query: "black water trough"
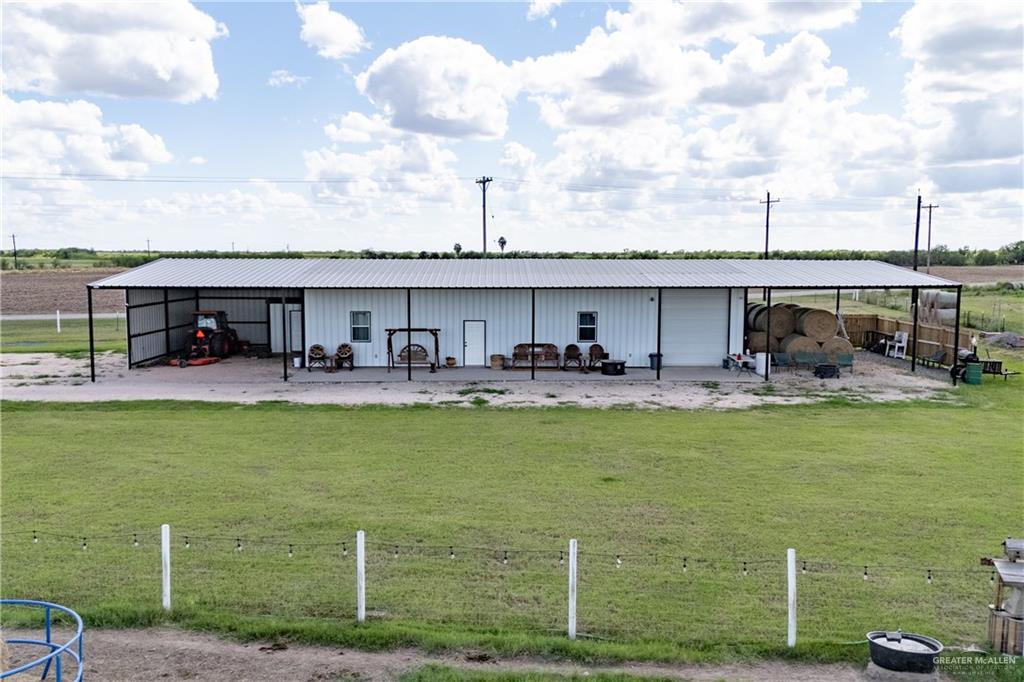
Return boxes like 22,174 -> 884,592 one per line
867,631 -> 943,674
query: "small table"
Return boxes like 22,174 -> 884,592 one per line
601,359 -> 626,376
725,354 -> 756,376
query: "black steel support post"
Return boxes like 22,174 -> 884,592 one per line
406,288 -> 412,381
656,287 -> 663,381
87,286 -> 96,382
742,288 -> 748,352
281,296 -> 288,382
725,289 -> 731,354
530,288 -> 536,381
163,288 -> 171,358
952,285 -> 962,386
299,290 -> 306,369
835,289 -> 841,316
764,288 -> 772,381
910,286 -> 919,372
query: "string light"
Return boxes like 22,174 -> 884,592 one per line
133,533 -> 139,548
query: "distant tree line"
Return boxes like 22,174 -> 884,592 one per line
2,241 -> 1022,269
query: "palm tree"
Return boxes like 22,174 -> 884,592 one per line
498,236 -> 507,254
453,243 -> 462,257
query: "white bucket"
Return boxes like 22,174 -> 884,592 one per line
292,357 -> 301,368
754,352 -> 770,377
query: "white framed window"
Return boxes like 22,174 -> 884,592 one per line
351,311 -> 371,342
577,311 -> 597,342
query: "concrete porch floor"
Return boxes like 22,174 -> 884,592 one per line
288,364 -> 763,383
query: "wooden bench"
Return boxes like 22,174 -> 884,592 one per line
397,343 -> 435,371
511,343 -> 560,369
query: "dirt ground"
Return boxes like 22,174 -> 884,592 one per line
0,350 -> 952,409
0,626 -> 890,682
0,268 -> 125,315
924,265 -> 1024,284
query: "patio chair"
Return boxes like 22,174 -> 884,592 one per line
772,352 -> 792,371
793,351 -> 814,370
886,331 -> 908,359
563,344 -> 584,370
918,349 -> 946,369
587,343 -> 607,369
335,343 -> 354,371
836,353 -> 854,374
812,352 -> 830,367
307,344 -> 329,371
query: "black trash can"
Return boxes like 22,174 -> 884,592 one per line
648,353 -> 662,370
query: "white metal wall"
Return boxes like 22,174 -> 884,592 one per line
728,288 -> 745,354
126,288 -> 195,365
304,288 -> 661,367
198,288 -> 300,347
660,289 -> 730,365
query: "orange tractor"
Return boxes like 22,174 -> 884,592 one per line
175,310 -> 241,367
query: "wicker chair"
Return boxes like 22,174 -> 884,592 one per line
307,344 -> 329,371
587,343 -> 607,369
563,344 -> 584,370
335,343 -> 354,371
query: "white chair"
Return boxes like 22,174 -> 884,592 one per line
886,331 -> 908,359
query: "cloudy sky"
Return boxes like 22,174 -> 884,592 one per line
2,1 -> 1022,253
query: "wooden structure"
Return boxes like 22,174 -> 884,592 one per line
987,542 -> 1024,655
385,328 -> 440,373
842,314 -> 972,366
511,343 -> 559,369
307,344 -> 329,371
336,343 -> 354,371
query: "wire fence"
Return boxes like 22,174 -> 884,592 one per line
0,528 -> 995,647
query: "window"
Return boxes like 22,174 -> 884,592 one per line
577,311 -> 597,342
351,311 -> 371,342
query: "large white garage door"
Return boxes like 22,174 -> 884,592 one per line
661,289 -> 729,365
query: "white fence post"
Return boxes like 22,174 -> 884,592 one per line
161,524 -> 171,612
56,310 -> 61,334
568,538 -> 577,640
787,547 -> 796,648
356,530 -> 366,623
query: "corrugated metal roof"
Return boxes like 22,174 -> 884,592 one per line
90,258 -> 960,290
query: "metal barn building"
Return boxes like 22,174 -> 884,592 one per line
87,258 -> 960,381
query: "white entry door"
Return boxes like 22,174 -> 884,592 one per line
463,320 -> 486,367
269,303 -> 303,353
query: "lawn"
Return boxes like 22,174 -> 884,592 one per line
0,317 -> 126,355
2,374 -> 1022,670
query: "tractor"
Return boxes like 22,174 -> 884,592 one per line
176,310 -> 240,367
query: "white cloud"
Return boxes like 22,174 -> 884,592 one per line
323,112 -> 399,144
267,69 -> 310,87
527,0 -> 562,21
893,2 -> 1023,170
296,1 -> 367,60
188,156 -> 207,165
500,142 -> 537,170
355,36 -> 516,139
2,1 -> 227,103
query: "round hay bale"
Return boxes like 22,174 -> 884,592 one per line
746,331 -> 779,353
821,336 -> 854,361
746,304 -> 766,329
780,333 -> 821,355
932,308 -> 957,325
931,291 -> 958,308
795,308 -> 837,341
749,305 -> 796,338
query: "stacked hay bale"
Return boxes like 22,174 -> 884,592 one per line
919,290 -> 958,326
746,303 -> 853,360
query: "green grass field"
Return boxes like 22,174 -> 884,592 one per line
0,317 -> 126,355
2,370 -> 1022,671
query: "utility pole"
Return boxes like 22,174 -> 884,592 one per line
147,239 -> 151,257
913,193 -> 922,271
476,177 -> 492,257
760,191 -> 779,300
10,234 -> 17,269
923,203 -> 938,274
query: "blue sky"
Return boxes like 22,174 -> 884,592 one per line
2,1 -> 1021,253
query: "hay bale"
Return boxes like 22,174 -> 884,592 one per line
746,331 -> 780,353
780,333 -> 821,355
821,336 -> 854,361
746,304 -> 766,329
795,308 -> 837,341
747,304 -> 795,338
931,291 -> 958,308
